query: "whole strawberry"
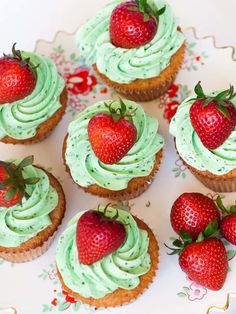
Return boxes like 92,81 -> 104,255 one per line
88,100 -> 137,164
76,207 -> 126,265
221,215 -> 236,245
170,192 -> 221,240
216,196 -> 236,245
0,43 -> 36,104
190,82 -> 236,150
0,156 -> 39,207
179,238 -> 228,290
110,0 -> 166,49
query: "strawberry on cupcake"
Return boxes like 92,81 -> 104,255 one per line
56,204 -> 159,307
0,44 -> 67,144
0,156 -> 66,262
170,82 -> 236,192
76,0 -> 185,101
63,99 -> 164,200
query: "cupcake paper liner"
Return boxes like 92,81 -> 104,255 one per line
192,172 -> 236,193
176,152 -> 236,193
0,232 -> 57,263
57,216 -> 159,308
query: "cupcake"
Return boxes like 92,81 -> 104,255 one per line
76,0 -> 185,102
0,44 -> 67,144
170,82 -> 236,192
0,156 -> 66,262
56,204 -> 159,307
63,99 -> 164,200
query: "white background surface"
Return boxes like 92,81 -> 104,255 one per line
0,0 -> 236,53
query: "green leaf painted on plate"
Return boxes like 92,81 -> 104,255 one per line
58,301 -> 71,311
73,302 -> 81,311
177,292 -> 186,298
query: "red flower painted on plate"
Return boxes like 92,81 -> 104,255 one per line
167,84 -> 179,98
66,68 -> 97,95
51,298 -> 57,306
164,100 -> 180,122
100,87 -> 108,94
62,289 -> 77,304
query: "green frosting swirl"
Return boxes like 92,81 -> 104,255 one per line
76,0 -> 185,84
56,206 -> 151,299
169,97 -> 236,175
0,52 -> 65,140
0,162 -> 59,247
65,99 -> 164,190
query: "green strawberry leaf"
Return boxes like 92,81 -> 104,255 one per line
194,81 -> 205,98
4,186 -> 16,202
143,12 -> 150,22
157,5 -> 166,16
24,177 -> 40,185
216,104 -> 231,120
215,195 -> 228,214
204,221 -> 219,238
196,232 -> 204,243
179,231 -> 193,244
229,205 -> 236,214
17,155 -> 34,169
173,239 -> 183,248
214,89 -> 231,102
202,98 -> 212,106
0,178 -> 11,189
164,243 -> 181,255
138,0 -> 147,13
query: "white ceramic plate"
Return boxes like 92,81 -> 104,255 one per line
0,27 -> 236,314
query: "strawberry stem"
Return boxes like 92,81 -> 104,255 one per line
133,0 -> 165,21
3,43 -> 39,70
0,156 -> 40,205
105,99 -> 137,122
166,221 -> 220,255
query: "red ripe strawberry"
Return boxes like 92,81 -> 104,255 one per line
190,82 -> 236,150
171,193 -> 220,240
76,208 -> 126,265
110,0 -> 165,49
88,100 -> 137,164
0,156 -> 39,208
179,238 -> 228,290
0,43 -> 36,104
221,215 -> 236,245
216,196 -> 236,245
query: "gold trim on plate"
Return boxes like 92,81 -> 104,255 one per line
34,26 -> 236,63
186,26 -> 236,62
206,292 -> 236,313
